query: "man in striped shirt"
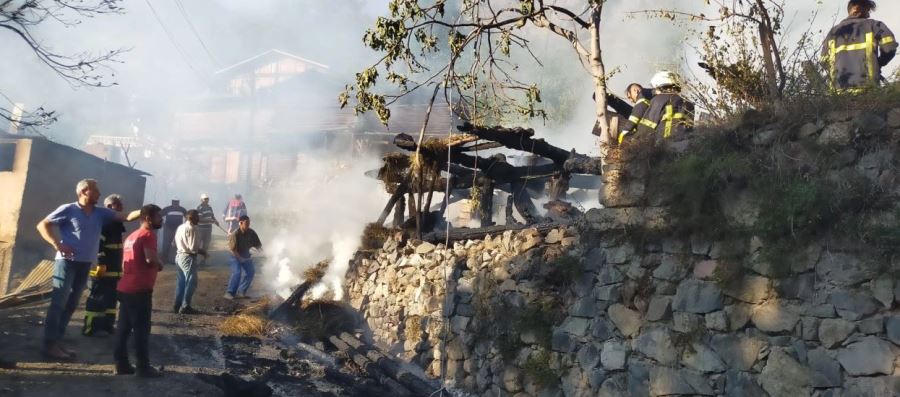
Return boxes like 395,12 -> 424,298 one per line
196,193 -> 219,265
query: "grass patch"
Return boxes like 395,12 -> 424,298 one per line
523,349 -> 561,389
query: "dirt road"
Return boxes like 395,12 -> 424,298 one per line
0,236 -> 268,396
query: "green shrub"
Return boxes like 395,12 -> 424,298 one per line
523,349 -> 560,389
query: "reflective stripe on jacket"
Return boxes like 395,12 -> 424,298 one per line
632,93 -> 695,140
822,17 -> 897,91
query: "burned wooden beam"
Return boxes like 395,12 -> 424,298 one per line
337,333 -> 438,397
328,335 -> 414,397
269,280 -> 315,322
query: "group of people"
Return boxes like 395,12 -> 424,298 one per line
36,179 -> 263,377
596,0 -> 896,154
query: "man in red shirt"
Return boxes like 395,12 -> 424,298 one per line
113,204 -> 163,377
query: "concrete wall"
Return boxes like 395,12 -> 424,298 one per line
3,138 -> 146,294
0,138 -> 31,294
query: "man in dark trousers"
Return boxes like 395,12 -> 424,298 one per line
160,199 -> 187,264
82,194 -> 127,336
114,204 -> 163,377
196,193 -> 219,266
823,0 -> 896,92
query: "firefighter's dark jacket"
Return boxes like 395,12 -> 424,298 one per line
633,92 -> 695,139
822,16 -> 897,90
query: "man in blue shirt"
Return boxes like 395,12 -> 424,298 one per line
36,178 -> 141,360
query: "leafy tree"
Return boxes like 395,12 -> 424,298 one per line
637,1 -> 786,104
1,0 -> 124,131
341,0 -> 615,139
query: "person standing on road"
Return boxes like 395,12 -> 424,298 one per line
224,215 -> 262,300
196,193 -> 219,265
159,199 -> 187,264
114,204 -> 164,378
82,194 -> 128,336
36,179 -> 140,361
222,194 -> 247,234
173,210 -> 206,314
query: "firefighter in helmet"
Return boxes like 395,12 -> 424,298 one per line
617,83 -> 654,144
625,71 -> 694,141
822,0 -> 897,93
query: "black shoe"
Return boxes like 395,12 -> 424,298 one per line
136,365 -> 163,378
179,306 -> 198,315
114,362 -> 135,375
172,305 -> 181,314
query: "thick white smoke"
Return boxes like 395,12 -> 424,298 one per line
256,155 -> 387,299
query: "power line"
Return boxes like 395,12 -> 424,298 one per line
142,0 -> 207,81
173,0 -> 220,68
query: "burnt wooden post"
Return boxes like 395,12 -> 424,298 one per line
477,176 -> 495,227
393,194 -> 406,227
376,184 -> 408,226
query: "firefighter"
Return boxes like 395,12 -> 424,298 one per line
822,0 -> 897,93
617,83 -> 654,144
627,71 -> 695,141
82,194 -> 128,336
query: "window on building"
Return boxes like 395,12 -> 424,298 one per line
0,143 -> 15,172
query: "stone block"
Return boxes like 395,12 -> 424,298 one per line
723,275 -> 771,304
672,280 -> 724,314
887,108 -> 900,128
607,304 -> 642,338
702,310 -> 727,332
597,265 -> 624,286
886,316 -> 900,346
837,336 -> 894,376
725,303 -> 752,331
817,121 -> 853,146
760,349 -> 812,397
807,348 -> 841,388
751,301 -> 800,333
560,317 -> 591,338
645,296 -> 673,322
774,273 -> 815,301
595,284 -> 622,302
858,316 -> 884,335
816,253 -> 877,288
818,318 -> 855,348
710,334 -> 767,371
829,291 -> 880,321
649,367 -> 713,396
600,340 -> 629,371
693,260 -> 720,280
724,371 -> 767,397
871,277 -> 895,308
682,342 -> 727,373
673,312 -> 702,333
576,343 -> 602,373
634,327 -> 678,365
801,317 -> 819,341
798,122 -> 821,139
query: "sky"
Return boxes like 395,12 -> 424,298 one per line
2,1 -> 899,143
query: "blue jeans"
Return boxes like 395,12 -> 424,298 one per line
44,260 -> 91,347
227,256 -> 254,295
174,253 -> 199,309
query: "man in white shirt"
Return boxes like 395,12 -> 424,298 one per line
173,210 -> 206,314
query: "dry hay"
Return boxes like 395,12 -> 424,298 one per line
378,153 -> 411,187
361,223 -> 396,250
219,314 -> 270,337
238,297 -> 272,316
304,259 -> 329,283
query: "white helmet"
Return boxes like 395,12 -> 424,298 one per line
651,71 -> 680,89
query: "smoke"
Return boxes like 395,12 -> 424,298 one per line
255,154 -> 386,299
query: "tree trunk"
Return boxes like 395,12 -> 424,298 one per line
590,5 -> 609,163
758,21 -> 780,100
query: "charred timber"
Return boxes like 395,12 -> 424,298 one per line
337,333 -> 437,396
269,280 -> 315,322
457,123 -> 601,175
